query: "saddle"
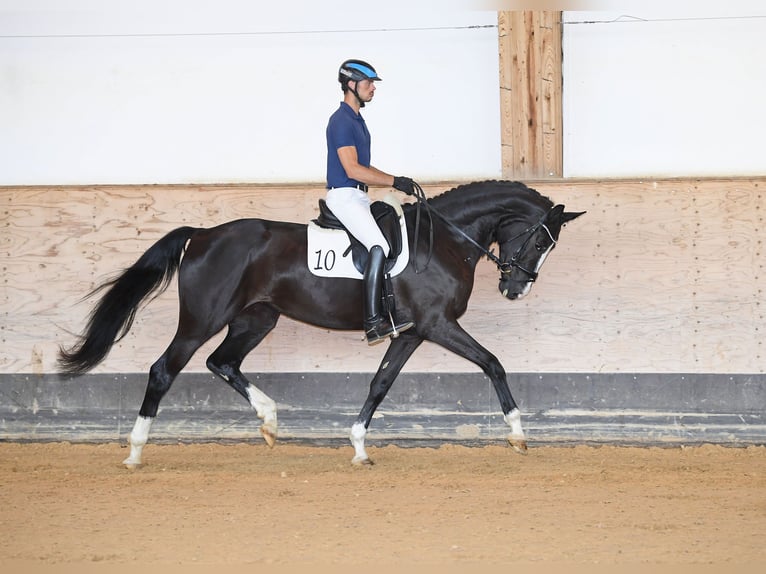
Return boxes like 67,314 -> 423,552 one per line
313,198 -> 404,275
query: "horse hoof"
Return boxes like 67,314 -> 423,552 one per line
351,456 -> 374,467
122,458 -> 142,469
261,426 -> 277,448
508,437 -> 528,454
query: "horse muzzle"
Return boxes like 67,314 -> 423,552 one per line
499,279 -> 533,300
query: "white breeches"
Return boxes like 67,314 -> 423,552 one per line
325,186 -> 390,256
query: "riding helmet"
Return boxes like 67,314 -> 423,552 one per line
338,59 -> 382,85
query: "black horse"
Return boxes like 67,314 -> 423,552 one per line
58,180 -> 583,466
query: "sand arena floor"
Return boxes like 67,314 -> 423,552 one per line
0,441 -> 764,571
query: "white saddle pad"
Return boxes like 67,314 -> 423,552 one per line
306,194 -> 409,280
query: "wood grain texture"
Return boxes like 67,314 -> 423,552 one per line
498,11 -> 563,178
2,179 -> 764,375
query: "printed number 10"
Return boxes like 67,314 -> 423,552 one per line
313,249 -> 336,271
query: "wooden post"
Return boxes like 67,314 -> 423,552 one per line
498,11 -> 563,179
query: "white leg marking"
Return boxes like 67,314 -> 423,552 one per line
350,422 -> 371,465
123,415 -> 153,468
504,408 -> 528,454
504,408 -> 524,436
246,384 -> 278,447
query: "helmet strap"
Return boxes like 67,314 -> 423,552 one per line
349,81 -> 365,108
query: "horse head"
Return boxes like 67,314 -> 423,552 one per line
497,204 -> 585,300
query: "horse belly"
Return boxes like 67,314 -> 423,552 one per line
268,272 -> 364,331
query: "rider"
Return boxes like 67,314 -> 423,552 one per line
326,58 -> 416,345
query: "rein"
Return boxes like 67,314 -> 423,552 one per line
409,181 -> 554,281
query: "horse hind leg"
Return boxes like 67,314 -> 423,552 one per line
206,304 -> 280,447
123,337 -> 202,468
351,333 -> 422,465
123,414 -> 153,469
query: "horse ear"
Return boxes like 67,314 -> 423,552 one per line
547,204 -> 565,220
561,210 -> 586,225
547,205 -> 585,226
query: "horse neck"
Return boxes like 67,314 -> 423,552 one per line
430,185 -> 547,247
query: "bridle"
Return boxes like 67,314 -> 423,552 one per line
409,181 -> 555,281
494,219 -> 556,282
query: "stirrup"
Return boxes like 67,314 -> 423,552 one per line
365,318 -> 414,345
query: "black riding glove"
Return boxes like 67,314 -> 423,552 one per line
393,176 -> 415,196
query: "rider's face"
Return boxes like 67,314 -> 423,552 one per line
353,79 -> 376,102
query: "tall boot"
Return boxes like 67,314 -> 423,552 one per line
363,245 -> 414,345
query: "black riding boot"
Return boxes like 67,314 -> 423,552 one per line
363,245 -> 414,345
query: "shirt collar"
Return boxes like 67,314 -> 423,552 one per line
340,101 -> 363,120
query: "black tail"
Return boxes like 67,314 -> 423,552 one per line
58,226 -> 198,376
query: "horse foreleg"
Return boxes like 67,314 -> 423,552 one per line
480,366 -> 528,453
504,408 -> 527,454
425,321 -> 527,454
351,333 -> 422,465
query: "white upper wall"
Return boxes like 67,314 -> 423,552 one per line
0,0 -> 501,185
562,8 -> 766,177
2,2 -> 765,184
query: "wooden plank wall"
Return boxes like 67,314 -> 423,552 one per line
2,178 -> 763,376
498,11 -> 563,179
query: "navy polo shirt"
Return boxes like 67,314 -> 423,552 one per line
326,102 -> 371,189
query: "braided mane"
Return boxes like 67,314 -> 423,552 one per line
427,180 -> 551,205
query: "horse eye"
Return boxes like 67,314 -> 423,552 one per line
535,241 -> 543,251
